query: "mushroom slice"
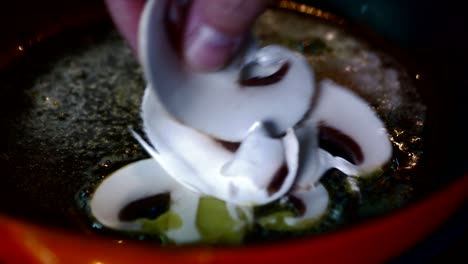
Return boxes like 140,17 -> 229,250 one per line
291,123 -> 357,191
308,79 -> 392,175
140,86 -> 299,206
219,123 -> 299,203
284,183 -> 330,227
279,80 -> 392,227
90,159 -> 202,244
139,0 -> 315,142
290,80 -> 390,189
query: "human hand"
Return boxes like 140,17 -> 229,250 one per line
104,0 -> 270,71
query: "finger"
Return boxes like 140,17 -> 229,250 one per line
183,0 -> 270,71
104,0 -> 146,53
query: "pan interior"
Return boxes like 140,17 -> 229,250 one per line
0,8 -> 429,242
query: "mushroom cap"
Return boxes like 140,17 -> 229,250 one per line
90,159 -> 202,244
309,80 -> 392,175
292,79 -> 392,191
137,86 -> 300,206
285,80 -> 393,226
91,0 -> 394,243
139,0 -> 315,142
285,183 -> 330,227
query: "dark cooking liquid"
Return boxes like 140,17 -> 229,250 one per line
0,8 -> 426,243
0,24 -> 148,229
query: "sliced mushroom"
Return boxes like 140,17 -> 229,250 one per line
308,79 -> 392,175
91,0 -> 394,242
139,0 -> 315,141
284,183 -> 329,226
220,122 -> 290,190
283,79 -> 392,225
90,159 -> 202,244
292,79 -> 392,190
138,87 -> 299,206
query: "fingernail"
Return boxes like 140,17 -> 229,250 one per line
185,25 -> 241,71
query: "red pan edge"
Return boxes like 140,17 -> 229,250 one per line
1,173 -> 466,264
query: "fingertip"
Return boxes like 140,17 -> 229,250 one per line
183,0 -> 269,71
104,0 -> 145,53
184,24 -> 242,71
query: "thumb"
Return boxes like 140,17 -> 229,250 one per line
183,0 -> 270,71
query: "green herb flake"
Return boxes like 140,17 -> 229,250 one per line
141,211 -> 183,233
196,197 -> 248,245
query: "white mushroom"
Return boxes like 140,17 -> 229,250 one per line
284,183 -> 330,226
310,80 -> 392,174
292,79 -> 392,189
90,0 -> 393,244
90,159 -> 202,244
130,0 -> 304,205
137,86 -> 299,205
139,0 -> 315,142
282,80 -> 392,227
